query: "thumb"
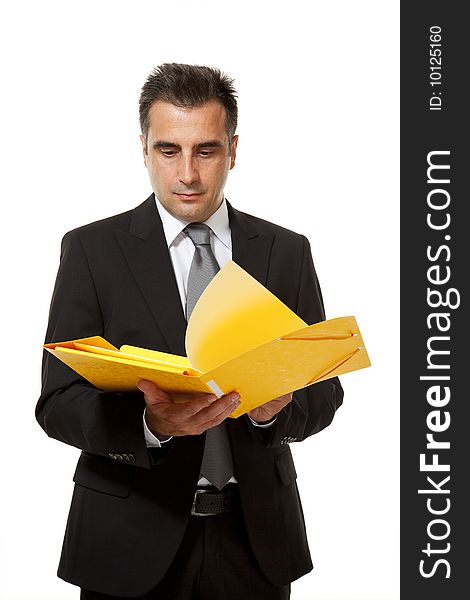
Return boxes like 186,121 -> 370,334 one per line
137,380 -> 170,404
137,379 -> 154,393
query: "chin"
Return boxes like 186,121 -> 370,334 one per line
176,205 -> 205,222
158,194 -> 217,223
176,201 -> 215,223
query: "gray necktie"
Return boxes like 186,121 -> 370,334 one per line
184,223 -> 235,490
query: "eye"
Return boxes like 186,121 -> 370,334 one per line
161,150 -> 178,157
198,150 -> 213,157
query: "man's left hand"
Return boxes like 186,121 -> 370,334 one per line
247,392 -> 293,424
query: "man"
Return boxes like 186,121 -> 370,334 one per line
36,63 -> 344,599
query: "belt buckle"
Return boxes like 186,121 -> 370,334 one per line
191,489 -> 218,517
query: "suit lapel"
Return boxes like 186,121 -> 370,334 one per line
227,201 -> 274,287
114,195 -> 187,356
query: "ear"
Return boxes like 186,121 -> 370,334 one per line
229,135 -> 239,170
140,134 -> 148,166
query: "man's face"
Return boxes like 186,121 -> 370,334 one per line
141,100 -> 238,223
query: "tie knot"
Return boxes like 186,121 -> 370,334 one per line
184,223 -> 212,246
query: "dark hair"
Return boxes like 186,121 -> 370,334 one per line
139,63 -> 238,143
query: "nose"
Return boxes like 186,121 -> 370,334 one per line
178,154 -> 199,187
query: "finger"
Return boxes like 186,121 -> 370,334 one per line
200,396 -> 241,430
274,393 -> 292,408
181,392 -> 223,417
157,394 -> 241,436
194,392 -> 241,426
146,392 -> 221,432
279,393 -> 294,407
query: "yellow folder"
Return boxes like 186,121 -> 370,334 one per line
44,261 -> 371,418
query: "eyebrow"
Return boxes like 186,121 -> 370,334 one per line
195,140 -> 225,149
153,140 -> 225,150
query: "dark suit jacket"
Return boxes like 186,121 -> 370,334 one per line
36,194 -> 343,597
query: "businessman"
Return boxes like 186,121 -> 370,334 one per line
37,63 -> 344,599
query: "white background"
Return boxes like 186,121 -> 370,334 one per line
0,1 -> 399,599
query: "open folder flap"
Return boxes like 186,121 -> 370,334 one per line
186,261 -> 307,373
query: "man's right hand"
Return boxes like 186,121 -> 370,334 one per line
137,379 -> 241,437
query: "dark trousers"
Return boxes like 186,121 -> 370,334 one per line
81,492 -> 290,600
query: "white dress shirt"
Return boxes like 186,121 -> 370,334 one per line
143,197 -> 276,484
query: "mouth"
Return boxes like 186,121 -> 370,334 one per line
174,193 -> 203,201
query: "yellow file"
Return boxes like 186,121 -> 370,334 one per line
44,261 -> 371,417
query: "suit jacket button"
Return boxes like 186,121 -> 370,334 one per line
115,453 -> 123,461
122,453 -> 130,462
128,453 -> 136,463
108,452 -> 116,459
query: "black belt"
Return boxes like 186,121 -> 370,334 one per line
191,484 -> 238,516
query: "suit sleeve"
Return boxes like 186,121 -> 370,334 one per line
36,231 -> 167,469
250,234 -> 344,447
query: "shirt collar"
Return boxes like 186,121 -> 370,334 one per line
154,197 -> 232,250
